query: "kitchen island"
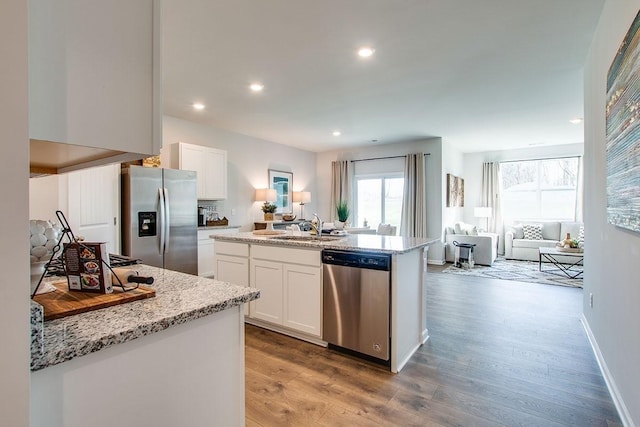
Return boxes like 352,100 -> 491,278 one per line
212,232 -> 438,373
30,265 -> 259,427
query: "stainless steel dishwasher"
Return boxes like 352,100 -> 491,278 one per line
322,249 -> 391,363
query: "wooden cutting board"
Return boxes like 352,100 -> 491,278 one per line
33,281 -> 156,321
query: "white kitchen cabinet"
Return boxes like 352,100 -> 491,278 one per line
171,143 -> 227,200
29,0 -> 161,156
250,259 -> 284,324
215,241 -> 250,316
198,228 -> 239,278
249,245 -> 322,338
282,264 -> 322,336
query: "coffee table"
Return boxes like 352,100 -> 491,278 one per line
539,247 -> 584,279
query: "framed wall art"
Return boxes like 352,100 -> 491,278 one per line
606,10 -> 640,233
268,169 -> 293,214
446,173 -> 464,207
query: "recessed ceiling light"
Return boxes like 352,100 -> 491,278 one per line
332,130 -> 341,137
249,83 -> 264,92
569,117 -> 584,124
193,102 -> 205,111
357,47 -> 375,58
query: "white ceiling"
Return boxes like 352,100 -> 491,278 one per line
162,0 -> 605,153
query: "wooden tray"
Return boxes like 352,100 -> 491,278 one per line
33,281 -> 156,321
555,246 -> 584,253
207,217 -> 229,226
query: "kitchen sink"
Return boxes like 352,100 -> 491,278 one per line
269,235 -> 345,242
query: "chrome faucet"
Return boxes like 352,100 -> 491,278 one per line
310,213 -> 323,238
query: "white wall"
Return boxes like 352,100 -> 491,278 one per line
463,143 -> 584,223
0,1 -> 30,425
162,116 -> 318,229
442,141 -> 466,229
316,138 -> 445,263
29,174 -> 65,219
583,1 -> 640,425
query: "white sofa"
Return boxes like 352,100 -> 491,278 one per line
443,223 -> 498,266
505,221 -> 583,262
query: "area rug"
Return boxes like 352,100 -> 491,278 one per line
442,258 -> 583,288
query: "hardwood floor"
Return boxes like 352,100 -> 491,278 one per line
245,270 -> 622,426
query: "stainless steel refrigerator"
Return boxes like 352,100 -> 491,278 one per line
121,165 -> 198,275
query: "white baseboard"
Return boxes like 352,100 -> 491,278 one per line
427,259 -> 445,265
245,317 -> 328,347
581,314 -> 635,427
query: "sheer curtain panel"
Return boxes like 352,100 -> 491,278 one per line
330,160 -> 352,222
400,153 -> 427,237
482,162 -> 504,253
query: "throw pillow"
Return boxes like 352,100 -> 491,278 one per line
578,224 -> 584,241
512,224 -> 524,239
522,224 -> 543,240
463,224 -> 479,235
454,223 -> 466,235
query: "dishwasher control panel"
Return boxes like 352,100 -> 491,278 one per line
321,250 -> 391,271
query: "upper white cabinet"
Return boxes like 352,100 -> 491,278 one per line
29,0 -> 161,156
170,142 -> 227,200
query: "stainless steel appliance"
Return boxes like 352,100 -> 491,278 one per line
322,249 -> 391,363
122,166 -> 198,275
198,206 -> 206,226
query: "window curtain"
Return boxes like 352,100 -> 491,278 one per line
330,160 -> 352,223
482,162 -> 504,254
400,153 -> 427,237
575,156 -> 584,222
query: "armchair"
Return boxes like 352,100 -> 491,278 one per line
443,223 -> 498,266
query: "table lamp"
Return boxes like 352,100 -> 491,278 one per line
292,191 -> 311,220
474,207 -> 492,231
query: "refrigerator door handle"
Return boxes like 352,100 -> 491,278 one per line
163,187 -> 171,253
158,187 -> 166,254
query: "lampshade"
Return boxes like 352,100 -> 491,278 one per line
293,191 -> 311,204
255,188 -> 277,202
474,207 -> 492,218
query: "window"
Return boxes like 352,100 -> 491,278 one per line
354,174 -> 404,229
500,157 -> 580,221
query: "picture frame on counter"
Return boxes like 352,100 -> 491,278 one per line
268,169 -> 293,214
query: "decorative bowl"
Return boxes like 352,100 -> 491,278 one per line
282,214 -> 296,221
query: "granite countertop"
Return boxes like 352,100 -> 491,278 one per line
30,264 -> 259,371
211,232 -> 439,254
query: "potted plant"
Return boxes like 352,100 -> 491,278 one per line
335,200 -> 350,229
261,201 -> 277,221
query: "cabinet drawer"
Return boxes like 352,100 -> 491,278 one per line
216,241 -> 249,257
251,245 -> 320,266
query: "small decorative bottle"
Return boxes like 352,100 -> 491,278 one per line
561,232 -> 572,248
